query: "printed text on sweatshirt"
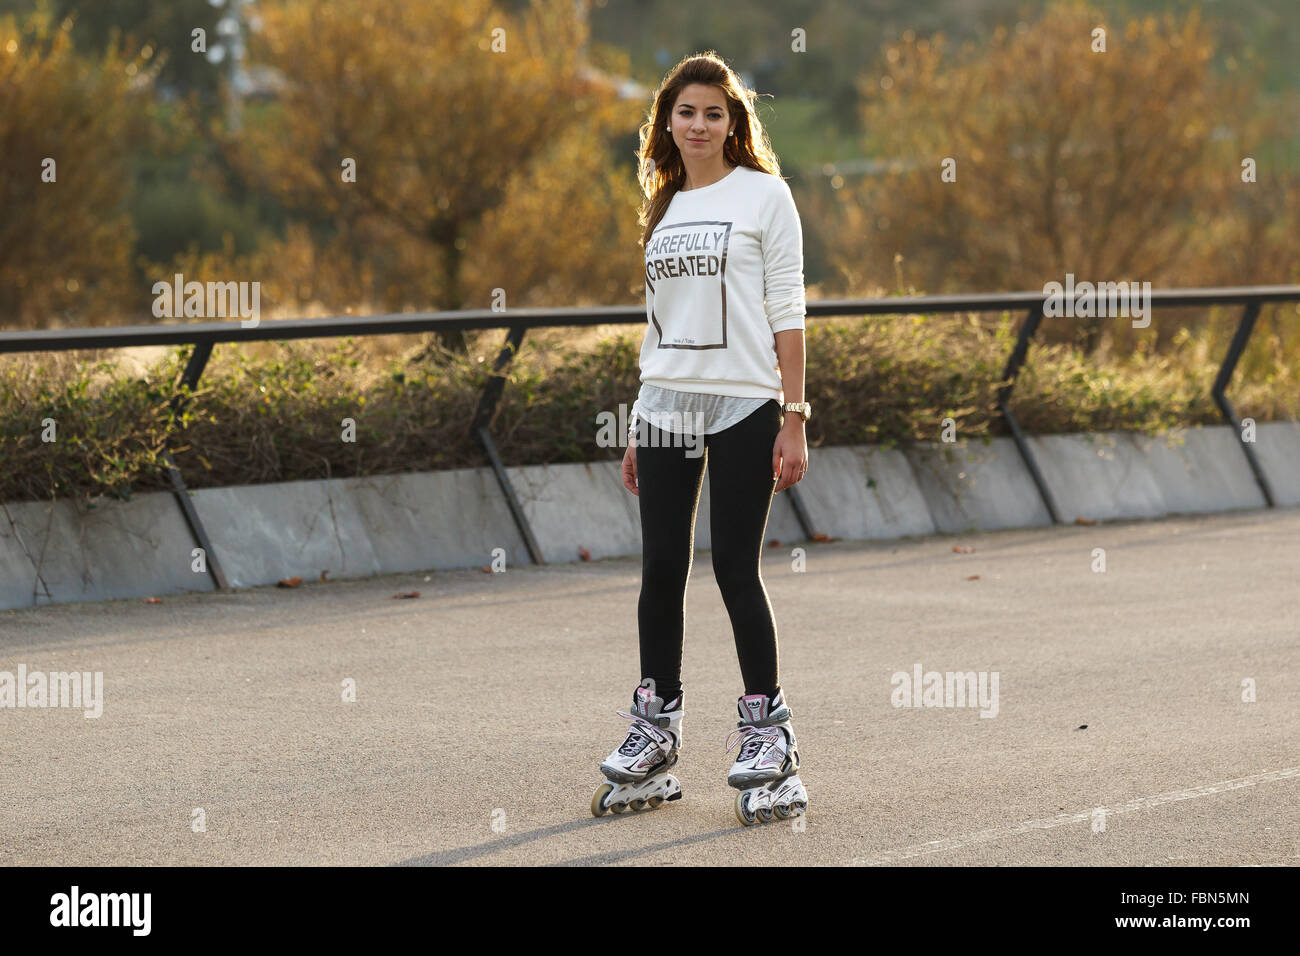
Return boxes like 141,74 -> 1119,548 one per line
639,164 -> 806,401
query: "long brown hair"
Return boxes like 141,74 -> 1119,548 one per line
636,52 -> 782,247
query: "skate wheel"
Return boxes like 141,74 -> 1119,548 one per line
630,799 -> 646,811
610,801 -> 629,814
757,806 -> 774,823
591,782 -> 614,817
647,796 -> 664,809
735,791 -> 757,826
773,804 -> 790,820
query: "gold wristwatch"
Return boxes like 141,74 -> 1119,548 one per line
782,401 -> 812,423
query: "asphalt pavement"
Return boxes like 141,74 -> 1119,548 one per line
1,507 -> 1296,865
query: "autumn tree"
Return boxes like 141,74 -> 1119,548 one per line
0,9 -> 154,328
0,0 -> 224,103
225,0 -> 639,355
822,0 -> 1296,353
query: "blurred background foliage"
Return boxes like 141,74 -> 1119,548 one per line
1,0 -> 1296,333
0,0 -> 1297,501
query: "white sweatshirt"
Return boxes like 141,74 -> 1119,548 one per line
637,164 -> 806,401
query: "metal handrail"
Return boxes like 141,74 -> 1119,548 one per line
3,285 -> 1296,588
4,286 -> 1298,353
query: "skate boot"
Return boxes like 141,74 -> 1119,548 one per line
591,678 -> 684,816
725,689 -> 808,826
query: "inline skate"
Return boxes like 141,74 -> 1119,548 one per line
591,678 -> 684,816
725,689 -> 807,825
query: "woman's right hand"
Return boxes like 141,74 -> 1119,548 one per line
622,440 -> 639,496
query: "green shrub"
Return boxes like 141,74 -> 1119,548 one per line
0,313 -> 1294,506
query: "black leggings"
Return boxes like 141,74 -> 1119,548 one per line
635,399 -> 784,705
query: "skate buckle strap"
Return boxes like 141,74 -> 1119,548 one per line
616,710 -> 671,745
623,706 -> 671,729
725,724 -> 780,756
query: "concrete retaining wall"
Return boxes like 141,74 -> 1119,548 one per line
2,423 -> 1295,611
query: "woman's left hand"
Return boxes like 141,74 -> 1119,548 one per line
772,423 -> 808,493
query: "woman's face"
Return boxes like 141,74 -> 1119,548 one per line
668,83 -> 733,161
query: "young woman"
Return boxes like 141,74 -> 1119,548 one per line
591,53 -> 811,826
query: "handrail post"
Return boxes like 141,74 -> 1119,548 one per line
996,305 -> 1063,524
1212,301 -> 1275,506
468,326 -> 546,564
163,338 -> 230,590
